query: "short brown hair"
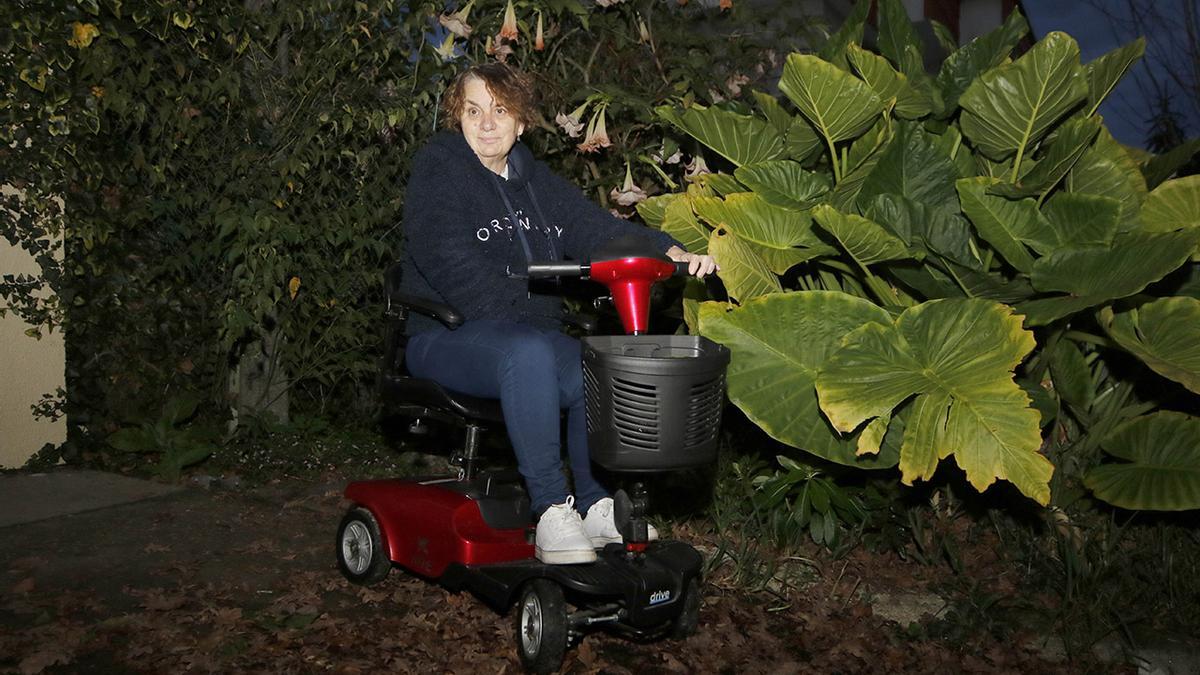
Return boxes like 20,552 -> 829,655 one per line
441,62 -> 537,130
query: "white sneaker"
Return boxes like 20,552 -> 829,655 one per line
582,497 -> 660,548
535,497 -> 597,565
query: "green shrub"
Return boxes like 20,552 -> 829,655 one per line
647,0 -> 1200,511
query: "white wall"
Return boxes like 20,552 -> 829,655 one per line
1,186 -> 65,468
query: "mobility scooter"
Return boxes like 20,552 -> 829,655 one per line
335,239 -> 729,672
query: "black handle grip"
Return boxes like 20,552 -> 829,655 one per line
526,262 -> 586,278
672,261 -> 691,276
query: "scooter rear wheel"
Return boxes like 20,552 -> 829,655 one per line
514,579 -> 567,674
336,507 -> 391,585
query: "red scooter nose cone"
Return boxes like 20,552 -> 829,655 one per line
588,257 -> 677,334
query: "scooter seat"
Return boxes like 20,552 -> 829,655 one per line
381,373 -> 505,423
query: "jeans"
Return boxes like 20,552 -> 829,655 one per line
405,319 -> 607,515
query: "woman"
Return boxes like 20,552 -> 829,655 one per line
400,62 -> 716,565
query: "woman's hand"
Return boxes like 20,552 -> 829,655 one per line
665,246 -> 719,278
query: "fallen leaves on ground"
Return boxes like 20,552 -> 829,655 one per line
0,476 -> 1130,674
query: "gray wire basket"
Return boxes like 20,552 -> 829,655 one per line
582,335 -> 730,472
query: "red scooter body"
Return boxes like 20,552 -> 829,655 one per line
344,479 -> 532,577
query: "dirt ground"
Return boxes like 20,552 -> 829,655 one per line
0,474 -> 1128,674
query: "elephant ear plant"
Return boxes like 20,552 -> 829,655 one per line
643,0 -> 1200,511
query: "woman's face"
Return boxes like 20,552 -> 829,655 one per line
459,76 -> 525,175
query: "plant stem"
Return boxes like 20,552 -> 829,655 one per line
1064,330 -> 1117,349
1030,326 -> 1065,383
1010,140 -> 1026,182
943,264 -> 976,298
825,136 -> 842,183
583,40 -> 603,86
820,259 -> 855,275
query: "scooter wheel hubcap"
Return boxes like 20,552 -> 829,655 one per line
342,521 -> 372,574
521,594 -> 542,654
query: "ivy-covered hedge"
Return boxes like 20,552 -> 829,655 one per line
4,1 -> 425,458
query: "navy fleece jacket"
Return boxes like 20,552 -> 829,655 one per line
400,131 -> 680,333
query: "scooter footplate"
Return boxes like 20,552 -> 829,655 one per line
443,540 -> 702,631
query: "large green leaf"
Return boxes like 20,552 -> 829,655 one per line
752,90 -> 792,134
846,114 -> 895,177
944,260 -> 1037,304
817,0 -> 870,69
636,193 -> 679,228
786,116 -> 824,164
935,8 -> 1028,115
989,116 -> 1101,199
812,205 -> 910,267
1020,230 -> 1200,325
1017,296 -> 1105,327
876,0 -> 924,76
930,19 -> 958,54
1067,126 -> 1148,229
749,240 -> 828,275
1030,231 -> 1200,296
657,195 -> 710,255
698,292 -> 898,468
707,226 -> 782,302
1084,38 -> 1145,116
733,160 -> 831,211
930,124 -> 978,178
1140,138 -> 1200,190
657,105 -> 786,167
692,192 -> 824,249
1085,412 -> 1200,511
816,299 -> 1050,504
955,177 -> 1042,272
860,121 -> 960,214
864,194 -> 978,269
889,266 -> 967,301
1140,175 -> 1200,234
830,114 -> 894,210
1048,339 -> 1095,410
959,32 -> 1088,163
1101,297 -> 1200,394
847,43 -> 931,119
778,53 -> 885,148
696,173 -> 744,197
1041,191 -> 1120,248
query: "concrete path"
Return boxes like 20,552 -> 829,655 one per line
0,469 -> 181,528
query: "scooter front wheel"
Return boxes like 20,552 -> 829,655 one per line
336,507 -> 391,585
514,579 -> 568,674
670,576 -> 702,639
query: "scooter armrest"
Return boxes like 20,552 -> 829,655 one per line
388,291 -> 465,329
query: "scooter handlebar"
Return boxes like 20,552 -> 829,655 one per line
526,259 -> 691,280
526,262 -> 587,278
